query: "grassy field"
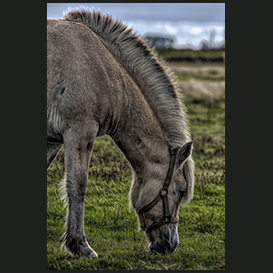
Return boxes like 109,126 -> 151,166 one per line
47,60 -> 225,270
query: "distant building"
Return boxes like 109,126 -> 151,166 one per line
200,39 -> 209,50
144,33 -> 176,49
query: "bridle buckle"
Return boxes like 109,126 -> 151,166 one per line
159,188 -> 168,198
164,215 -> 171,224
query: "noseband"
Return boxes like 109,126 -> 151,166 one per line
137,147 -> 181,233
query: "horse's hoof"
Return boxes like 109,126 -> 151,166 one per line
64,239 -> 98,258
83,249 -> 98,258
86,248 -> 98,258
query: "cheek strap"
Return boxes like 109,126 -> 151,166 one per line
137,147 -> 181,233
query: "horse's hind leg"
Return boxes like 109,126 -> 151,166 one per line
62,127 -> 98,258
47,143 -> 62,169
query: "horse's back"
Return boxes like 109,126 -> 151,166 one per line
47,19 -> 133,98
47,19 -> 109,90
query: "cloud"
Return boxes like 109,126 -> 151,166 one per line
127,21 -> 224,48
47,3 -> 225,48
47,3 -> 225,23
165,25 -> 177,35
190,27 -> 202,35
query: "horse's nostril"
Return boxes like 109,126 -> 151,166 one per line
149,241 -> 165,253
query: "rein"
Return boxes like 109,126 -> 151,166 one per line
137,147 -> 181,233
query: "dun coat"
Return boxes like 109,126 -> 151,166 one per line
47,10 -> 195,257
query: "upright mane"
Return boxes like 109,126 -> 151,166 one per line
64,9 -> 191,148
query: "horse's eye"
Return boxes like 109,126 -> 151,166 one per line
174,188 -> 186,198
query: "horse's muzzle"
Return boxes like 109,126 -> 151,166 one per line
148,225 -> 179,254
149,238 -> 178,253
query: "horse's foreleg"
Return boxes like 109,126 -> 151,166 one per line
62,128 -> 98,258
47,143 -> 63,169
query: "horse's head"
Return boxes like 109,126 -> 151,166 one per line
130,141 -> 194,254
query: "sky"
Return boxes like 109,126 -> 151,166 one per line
47,3 -> 225,49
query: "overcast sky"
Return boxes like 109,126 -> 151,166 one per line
47,3 -> 225,48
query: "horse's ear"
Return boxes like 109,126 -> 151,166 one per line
176,141 -> 193,168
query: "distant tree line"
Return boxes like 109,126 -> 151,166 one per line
200,28 -> 225,50
156,48 -> 224,63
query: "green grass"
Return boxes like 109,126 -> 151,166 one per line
47,63 -> 225,270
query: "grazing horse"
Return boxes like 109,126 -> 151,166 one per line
47,10 -> 195,258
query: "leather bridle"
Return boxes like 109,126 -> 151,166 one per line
136,147 -> 182,233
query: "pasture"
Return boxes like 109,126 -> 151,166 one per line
47,61 -> 225,270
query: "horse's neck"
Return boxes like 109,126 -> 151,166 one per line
110,86 -> 170,177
